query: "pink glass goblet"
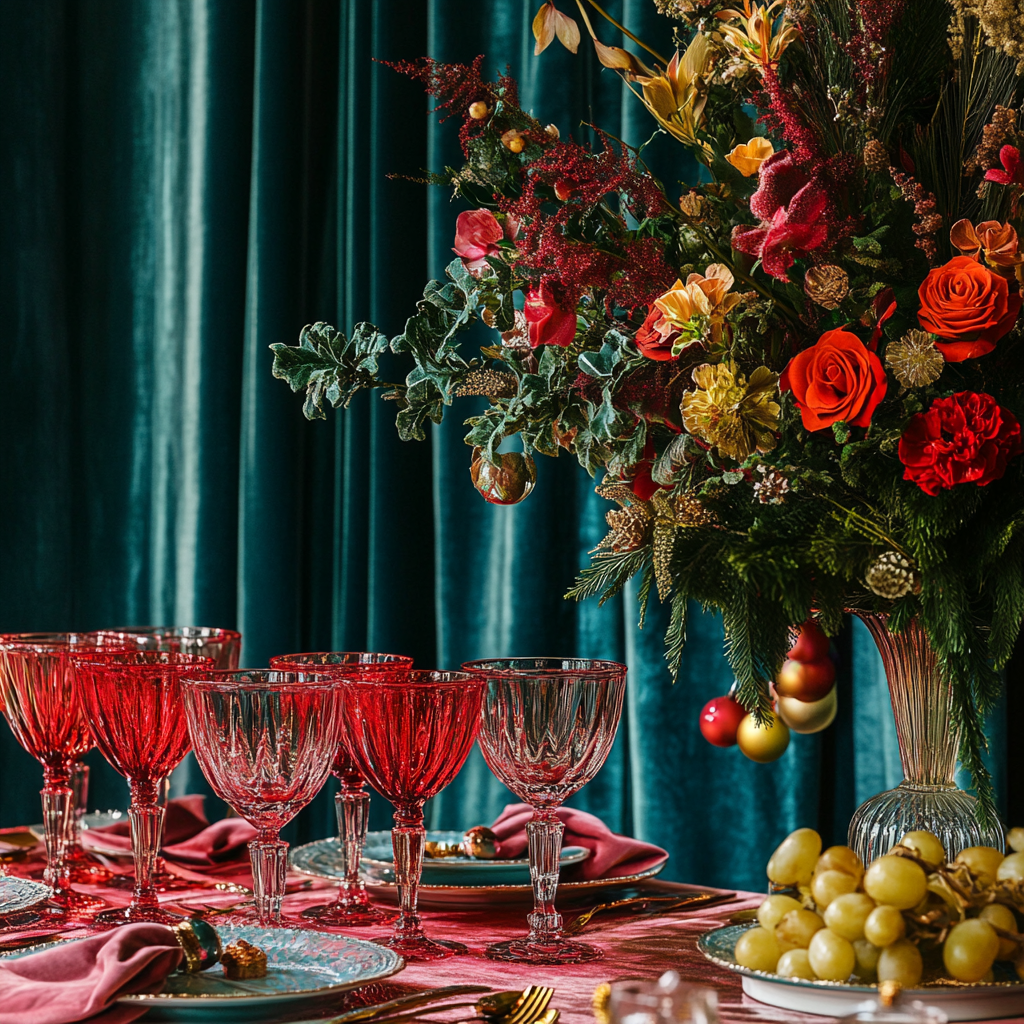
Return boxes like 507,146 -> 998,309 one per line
464,658 -> 627,965
0,633 -> 135,921
65,759 -> 114,885
87,627 -> 241,892
72,650 -> 212,925
341,669 -> 485,961
269,652 -> 412,929
182,670 -> 344,927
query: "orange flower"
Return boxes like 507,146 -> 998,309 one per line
726,137 -> 775,177
949,218 -> 1024,277
634,35 -> 713,149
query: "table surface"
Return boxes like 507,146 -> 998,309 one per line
1,826 -> 1018,1024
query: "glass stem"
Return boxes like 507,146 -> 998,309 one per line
250,831 -> 288,926
391,803 -> 425,941
70,761 -> 89,851
40,770 -> 73,895
128,780 -> 164,912
337,780 -> 369,902
526,810 -> 564,946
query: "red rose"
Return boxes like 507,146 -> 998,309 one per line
899,391 -> 1022,495
635,305 -> 680,361
917,255 -> 1022,361
453,209 -> 517,276
524,281 -> 577,348
780,329 -> 887,431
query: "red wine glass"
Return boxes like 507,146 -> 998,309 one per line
71,650 -> 212,925
269,652 -> 412,928
181,670 -> 344,927
341,669 -> 485,961
0,633 -> 132,920
463,658 -> 627,965
87,627 -> 241,891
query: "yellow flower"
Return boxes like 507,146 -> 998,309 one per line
681,360 -> 780,462
726,137 -> 775,176
717,1 -> 801,72
634,34 -> 714,149
655,265 -> 742,348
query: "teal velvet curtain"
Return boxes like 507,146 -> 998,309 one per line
0,0 -> 1014,892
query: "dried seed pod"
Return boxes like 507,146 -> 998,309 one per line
804,265 -> 849,309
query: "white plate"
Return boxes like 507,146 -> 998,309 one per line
699,923 -> 1024,1021
6,924 -> 403,1022
0,877 -> 52,916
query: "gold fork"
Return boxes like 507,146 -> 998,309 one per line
346,986 -> 555,1024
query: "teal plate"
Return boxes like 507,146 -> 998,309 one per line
6,925 -> 403,1023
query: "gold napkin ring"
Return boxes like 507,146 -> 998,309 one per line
172,921 -> 205,973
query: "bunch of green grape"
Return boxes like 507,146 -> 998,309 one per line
733,826 -> 1024,986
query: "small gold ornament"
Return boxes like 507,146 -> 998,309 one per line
598,504 -> 653,553
455,369 -> 518,398
460,826 -> 499,859
501,130 -> 525,153
885,329 -> 944,388
468,101 -> 489,120
221,939 -> 268,980
803,265 -> 849,309
865,551 -> 921,601
470,448 -> 537,504
862,138 -> 890,174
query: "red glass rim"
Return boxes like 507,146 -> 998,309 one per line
71,651 -> 215,669
179,669 -> 343,691
343,669 -> 484,688
94,626 -> 242,643
460,657 -> 627,680
269,651 -> 413,669
0,633 -> 136,652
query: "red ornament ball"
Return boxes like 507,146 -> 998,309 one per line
788,620 -> 831,662
776,657 -> 836,702
699,695 -> 747,747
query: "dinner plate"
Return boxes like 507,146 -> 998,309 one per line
698,922 -> 1024,1021
0,877 -> 52,916
5,924 -> 403,1023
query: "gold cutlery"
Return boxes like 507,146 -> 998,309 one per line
329,986 -> 554,1024
326,985 -> 494,1024
564,890 -> 736,935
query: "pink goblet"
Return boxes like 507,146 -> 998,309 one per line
182,670 -> 344,927
72,650 -> 212,925
464,658 -> 627,965
341,669 -> 485,961
269,652 -> 412,929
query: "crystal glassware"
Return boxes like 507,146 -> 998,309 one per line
269,652 -> 412,928
72,650 -> 212,925
464,657 -> 627,965
65,759 -> 113,884
0,633 -> 132,920
87,627 -> 242,892
846,611 -> 1004,864
341,669 -> 486,961
607,974 -> 719,1024
182,670 -> 344,927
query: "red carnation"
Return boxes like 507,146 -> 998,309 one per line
524,281 -> 577,348
899,392 -> 1022,496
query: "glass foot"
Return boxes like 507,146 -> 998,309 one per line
94,904 -> 183,927
302,899 -> 396,928
485,936 -> 603,964
375,935 -> 468,961
66,847 -> 114,884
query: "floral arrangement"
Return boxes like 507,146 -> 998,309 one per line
272,0 -> 1024,818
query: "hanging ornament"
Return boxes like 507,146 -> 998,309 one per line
775,656 -> 836,702
699,694 -> 747,747
788,620 -> 831,662
865,550 -> 921,600
776,688 -> 838,734
737,709 -> 790,763
470,447 -> 536,504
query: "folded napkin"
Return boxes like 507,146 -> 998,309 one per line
0,923 -> 182,1024
83,796 -> 256,867
490,803 -> 667,881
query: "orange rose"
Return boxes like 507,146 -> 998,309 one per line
781,329 -> 887,432
917,255 -> 1022,362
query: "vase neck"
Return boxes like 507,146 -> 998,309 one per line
855,612 -> 958,787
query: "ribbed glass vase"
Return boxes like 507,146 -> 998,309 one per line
847,611 -> 1004,864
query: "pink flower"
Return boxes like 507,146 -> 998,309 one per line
749,150 -> 811,221
984,146 -> 1024,186
453,209 -> 517,275
524,281 -> 577,348
733,181 -> 829,281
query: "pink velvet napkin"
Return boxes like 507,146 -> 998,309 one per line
490,803 -> 667,881
0,923 -> 183,1024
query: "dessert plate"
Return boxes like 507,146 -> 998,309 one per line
0,877 -> 52,916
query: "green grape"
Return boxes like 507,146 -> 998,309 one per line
735,926 -> 780,973
823,892 -> 876,941
955,846 -> 1004,886
808,928 -> 856,981
811,870 -> 860,911
757,894 -> 804,931
979,904 -> 1018,960
943,919 -> 999,982
862,856 -> 927,910
877,939 -> 923,987
776,948 -> 816,980
767,828 -> 822,886
997,852 -> 1024,883
853,938 -> 880,981
775,908 -> 826,950
816,845 -> 864,881
896,830 -> 945,869
1008,827 -> 1024,854
864,904 -> 906,947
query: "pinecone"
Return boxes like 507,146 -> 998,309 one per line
803,265 -> 849,309
674,492 -> 717,526
865,551 -> 920,600
599,504 -> 652,552
885,330 -> 944,388
455,369 -> 518,398
752,465 -> 790,504
863,139 -> 889,174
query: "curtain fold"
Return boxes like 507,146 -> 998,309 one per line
0,0 -> 1009,890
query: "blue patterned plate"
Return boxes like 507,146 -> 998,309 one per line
0,876 -> 52,915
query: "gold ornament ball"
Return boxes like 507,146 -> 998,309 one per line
737,709 -> 790,763
508,137 -> 525,154
468,101 -> 489,120
776,687 -> 837,734
470,448 -> 536,505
